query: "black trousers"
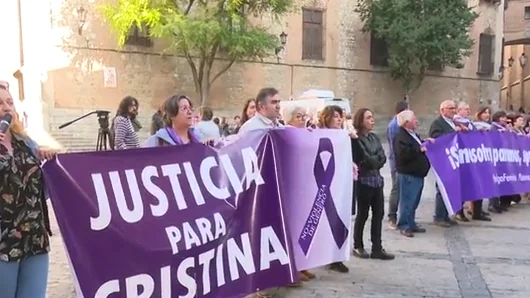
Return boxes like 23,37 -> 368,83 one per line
470,200 -> 483,218
353,182 -> 384,252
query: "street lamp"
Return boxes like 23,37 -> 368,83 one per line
520,53 -> 527,68
77,6 -> 88,36
275,31 -> 288,55
508,56 -> 514,67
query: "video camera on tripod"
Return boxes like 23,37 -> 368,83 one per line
59,110 -> 114,151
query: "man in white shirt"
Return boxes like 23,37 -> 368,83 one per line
195,107 -> 221,141
238,87 -> 283,133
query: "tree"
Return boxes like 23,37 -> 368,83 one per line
101,0 -> 294,106
356,0 -> 478,92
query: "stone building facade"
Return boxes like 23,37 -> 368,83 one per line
500,0 -> 530,110
0,0 -> 505,149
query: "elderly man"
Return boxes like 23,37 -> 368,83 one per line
393,110 -> 431,237
238,87 -> 283,133
429,100 -> 460,227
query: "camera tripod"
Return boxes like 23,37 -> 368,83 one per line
96,111 -> 113,151
58,110 -> 114,152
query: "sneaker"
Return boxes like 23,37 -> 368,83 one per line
328,262 -> 349,273
388,219 -> 398,230
370,249 -> 395,260
352,248 -> 370,259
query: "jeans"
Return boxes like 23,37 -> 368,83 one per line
353,182 -> 384,252
0,253 -> 49,298
397,174 -> 424,231
388,169 -> 399,221
434,184 -> 450,222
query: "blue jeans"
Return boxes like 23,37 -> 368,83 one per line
0,253 -> 49,298
434,183 -> 450,222
397,173 -> 424,230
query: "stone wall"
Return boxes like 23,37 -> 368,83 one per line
1,0 -> 505,149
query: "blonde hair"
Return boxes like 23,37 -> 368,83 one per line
0,87 -> 26,136
10,112 -> 27,136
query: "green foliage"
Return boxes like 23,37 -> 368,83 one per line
356,0 -> 478,91
100,0 -> 294,105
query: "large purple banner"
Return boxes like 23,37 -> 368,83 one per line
43,128 -> 352,298
425,131 -> 530,214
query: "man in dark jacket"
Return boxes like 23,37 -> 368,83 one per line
429,100 -> 460,227
151,109 -> 164,135
393,110 -> 431,237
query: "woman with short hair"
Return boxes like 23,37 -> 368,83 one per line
144,94 -> 201,147
351,108 -> 394,261
318,105 -> 358,273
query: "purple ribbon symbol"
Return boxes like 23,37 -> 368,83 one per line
298,138 -> 348,255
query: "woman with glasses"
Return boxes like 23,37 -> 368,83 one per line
318,105 -> 359,273
144,94 -> 201,147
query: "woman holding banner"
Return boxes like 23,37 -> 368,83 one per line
144,94 -> 202,147
284,104 -> 317,285
351,108 -> 395,261
488,111 -> 511,214
0,83 -> 56,298
317,105 -> 362,273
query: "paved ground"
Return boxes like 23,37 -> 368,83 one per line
46,155 -> 530,298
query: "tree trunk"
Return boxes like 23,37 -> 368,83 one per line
199,81 -> 210,107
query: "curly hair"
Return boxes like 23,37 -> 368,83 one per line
318,105 -> 343,128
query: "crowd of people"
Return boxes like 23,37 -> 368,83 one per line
0,78 -> 528,298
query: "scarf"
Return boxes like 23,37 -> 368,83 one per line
165,127 -> 200,145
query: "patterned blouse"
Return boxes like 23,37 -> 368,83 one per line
0,135 -> 50,262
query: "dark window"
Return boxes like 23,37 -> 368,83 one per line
302,9 -> 324,60
125,24 -> 152,47
477,33 -> 495,75
525,7 -> 530,20
370,31 -> 388,67
428,60 -> 443,71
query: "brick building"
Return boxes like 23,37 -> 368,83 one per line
0,0 -> 505,149
500,0 -> 530,111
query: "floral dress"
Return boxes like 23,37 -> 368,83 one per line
0,135 -> 50,262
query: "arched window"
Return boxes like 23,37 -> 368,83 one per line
477,27 -> 495,75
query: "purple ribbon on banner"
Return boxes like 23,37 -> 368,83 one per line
298,138 -> 348,255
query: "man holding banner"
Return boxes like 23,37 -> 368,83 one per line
429,100 -> 460,227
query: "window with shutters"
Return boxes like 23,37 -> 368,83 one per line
477,33 -> 495,75
370,31 -> 388,67
125,24 -> 153,47
302,9 -> 324,60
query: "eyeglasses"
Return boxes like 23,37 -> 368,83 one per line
295,113 -> 308,120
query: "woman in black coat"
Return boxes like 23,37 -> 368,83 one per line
351,108 -> 395,261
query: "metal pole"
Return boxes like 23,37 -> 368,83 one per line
15,0 -> 25,100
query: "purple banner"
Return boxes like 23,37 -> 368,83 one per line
425,131 -> 530,214
43,128 -> 353,298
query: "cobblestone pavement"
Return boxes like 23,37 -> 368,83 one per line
46,156 -> 530,298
